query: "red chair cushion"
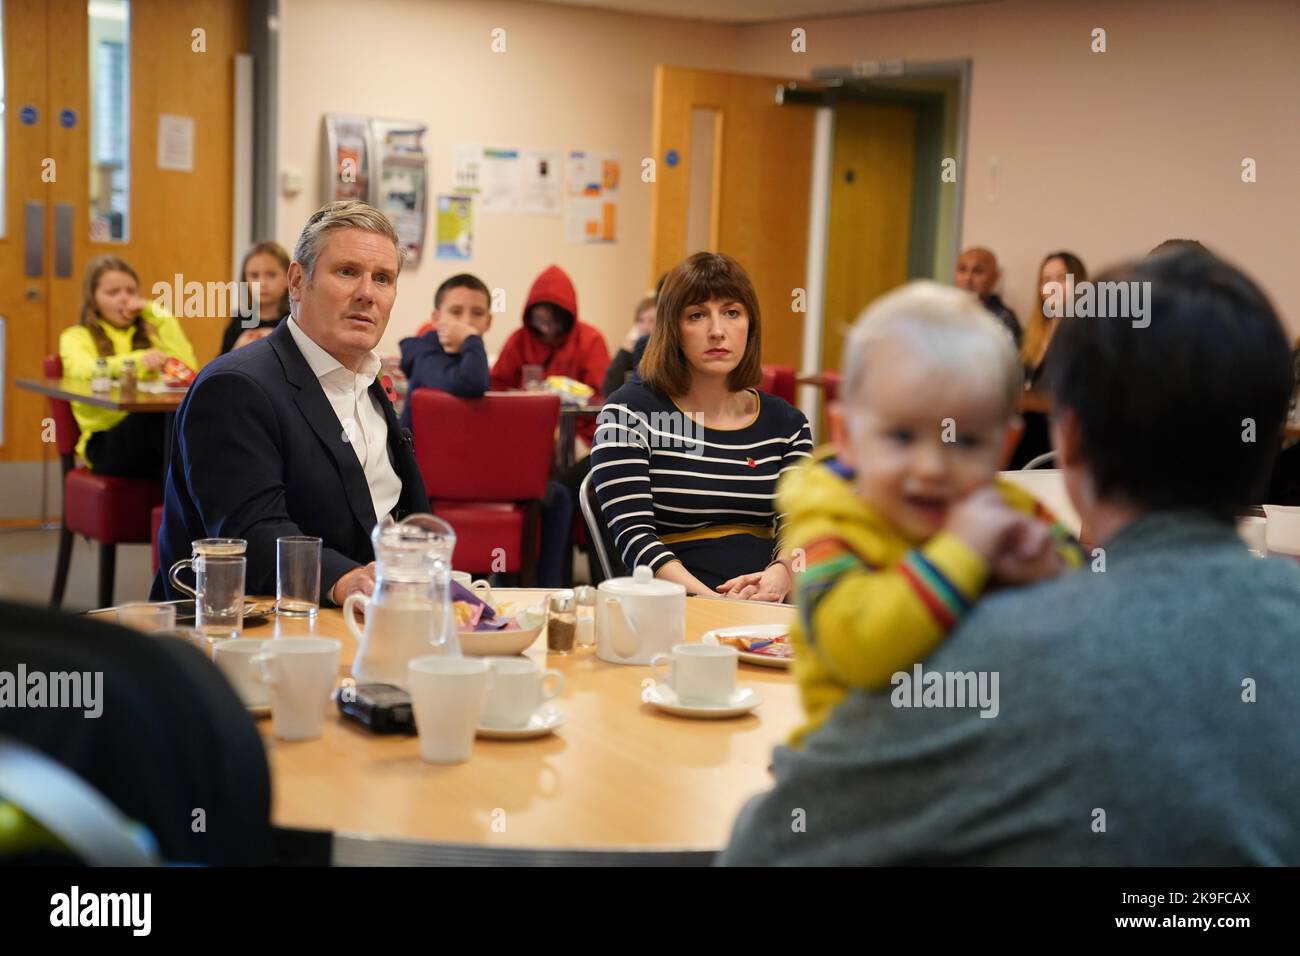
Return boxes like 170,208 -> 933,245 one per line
64,468 -> 163,544
151,504 -> 165,573
431,501 -> 523,574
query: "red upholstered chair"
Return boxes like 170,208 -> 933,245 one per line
410,390 -> 560,584
822,370 -> 842,403
44,356 -> 163,609
151,504 -> 165,574
760,364 -> 797,404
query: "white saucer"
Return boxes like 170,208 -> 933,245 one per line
642,684 -> 763,719
476,707 -> 567,739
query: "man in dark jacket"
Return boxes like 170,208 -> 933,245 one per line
154,201 -> 430,606
955,246 -> 1021,347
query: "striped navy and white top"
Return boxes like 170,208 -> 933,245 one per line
591,381 -> 814,583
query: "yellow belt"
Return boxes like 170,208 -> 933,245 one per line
660,523 -> 774,545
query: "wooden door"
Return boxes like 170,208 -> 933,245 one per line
0,0 -> 247,475
821,100 -> 916,376
650,66 -> 814,369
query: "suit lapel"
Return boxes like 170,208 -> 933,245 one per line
269,323 -> 379,537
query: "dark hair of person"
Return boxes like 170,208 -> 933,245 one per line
434,273 -> 491,309
640,252 -> 763,397
80,255 -> 153,357
1047,249 -> 1292,519
1149,238 -> 1208,257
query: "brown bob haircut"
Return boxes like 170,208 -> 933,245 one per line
639,252 -> 763,396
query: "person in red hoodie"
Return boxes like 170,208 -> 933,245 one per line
491,265 -> 611,409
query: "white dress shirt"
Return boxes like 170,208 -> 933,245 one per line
287,317 -> 402,526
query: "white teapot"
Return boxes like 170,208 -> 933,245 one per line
595,565 -> 686,665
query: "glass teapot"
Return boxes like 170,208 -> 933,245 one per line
344,513 -> 460,688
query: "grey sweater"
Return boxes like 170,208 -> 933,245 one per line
723,511 -> 1300,865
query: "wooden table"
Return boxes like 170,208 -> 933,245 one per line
555,402 -> 603,471
15,377 -> 188,413
243,591 -> 797,852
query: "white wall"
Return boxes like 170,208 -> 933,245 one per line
275,0 -> 738,356
735,0 -> 1300,334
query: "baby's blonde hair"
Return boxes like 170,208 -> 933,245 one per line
840,280 -> 1023,416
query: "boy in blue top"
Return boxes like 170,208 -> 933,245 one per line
399,273 -> 492,429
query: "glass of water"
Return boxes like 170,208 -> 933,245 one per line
195,555 -> 246,653
277,536 -> 322,618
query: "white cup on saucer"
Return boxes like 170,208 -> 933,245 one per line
408,655 -> 492,763
251,637 -> 340,740
451,571 -> 493,603
649,643 -> 737,706
481,657 -> 565,728
213,638 -> 270,709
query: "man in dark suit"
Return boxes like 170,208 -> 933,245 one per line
154,201 -> 430,605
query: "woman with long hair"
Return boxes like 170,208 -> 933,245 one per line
1009,250 -> 1087,468
219,240 -> 291,353
58,255 -> 198,478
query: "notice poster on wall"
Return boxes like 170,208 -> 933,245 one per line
157,114 -> 195,172
452,144 -> 483,193
521,149 -> 562,215
374,122 -> 429,265
435,195 -> 474,260
565,151 -> 619,243
324,115 -> 371,201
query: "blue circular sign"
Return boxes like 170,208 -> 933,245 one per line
20,105 -> 37,125
665,149 -> 679,168
59,109 -> 77,129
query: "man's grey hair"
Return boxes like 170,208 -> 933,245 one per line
292,200 -> 405,284
841,280 -> 1023,415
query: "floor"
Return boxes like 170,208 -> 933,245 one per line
0,527 -> 155,611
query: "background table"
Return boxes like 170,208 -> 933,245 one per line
247,591 -> 797,852
555,402 -> 603,471
15,377 -> 188,413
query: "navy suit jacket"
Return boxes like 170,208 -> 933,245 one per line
152,321 -> 430,602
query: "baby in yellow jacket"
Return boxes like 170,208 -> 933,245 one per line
784,281 -> 1083,745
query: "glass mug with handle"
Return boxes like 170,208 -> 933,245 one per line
170,538 -> 248,598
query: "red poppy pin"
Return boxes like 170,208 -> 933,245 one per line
380,374 -> 398,406
747,457 -> 757,468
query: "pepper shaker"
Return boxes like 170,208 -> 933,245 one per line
546,589 -> 576,655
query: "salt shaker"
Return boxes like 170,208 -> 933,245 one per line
574,585 -> 596,647
546,589 -> 576,655
91,357 -> 111,393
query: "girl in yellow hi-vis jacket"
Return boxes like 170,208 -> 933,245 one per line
58,255 -> 197,480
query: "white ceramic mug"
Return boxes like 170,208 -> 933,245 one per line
408,656 -> 492,764
481,657 -> 565,728
451,571 -> 493,604
649,643 -> 737,706
213,639 -> 270,709
252,638 -> 341,740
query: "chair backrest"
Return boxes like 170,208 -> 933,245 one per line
579,470 -> 622,580
822,370 -> 842,403
43,355 -> 80,459
411,390 -> 560,501
0,737 -> 157,866
760,364 -> 797,404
